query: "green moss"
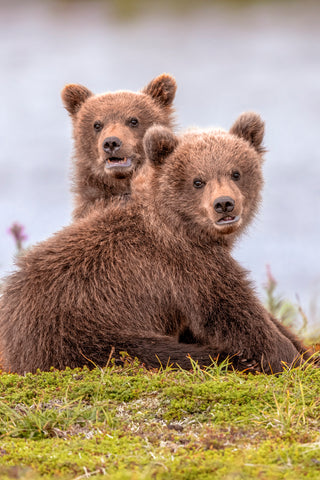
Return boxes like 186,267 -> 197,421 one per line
1,432 -> 320,479
0,365 -> 320,479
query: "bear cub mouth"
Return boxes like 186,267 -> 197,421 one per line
216,215 -> 240,225
105,157 -> 132,169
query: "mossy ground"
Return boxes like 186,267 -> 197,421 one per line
0,359 -> 320,479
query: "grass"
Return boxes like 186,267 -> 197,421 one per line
0,359 -> 320,479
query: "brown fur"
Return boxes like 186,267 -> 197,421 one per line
61,74 -> 177,219
0,113 -> 309,374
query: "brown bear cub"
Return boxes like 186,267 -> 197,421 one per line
0,113 -> 309,375
61,74 -> 177,219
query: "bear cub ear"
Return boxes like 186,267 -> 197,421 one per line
229,112 -> 266,154
142,73 -> 177,107
61,84 -> 93,115
144,125 -> 178,166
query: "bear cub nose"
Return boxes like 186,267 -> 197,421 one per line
213,196 -> 235,213
103,136 -> 122,154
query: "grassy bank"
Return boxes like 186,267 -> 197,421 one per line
0,358 -> 320,479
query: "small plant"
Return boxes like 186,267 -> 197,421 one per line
0,397 -> 118,440
264,264 -> 301,330
7,222 -> 28,253
264,265 -> 320,347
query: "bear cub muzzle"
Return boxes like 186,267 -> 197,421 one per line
102,135 -> 132,171
204,182 -> 244,235
97,121 -> 139,176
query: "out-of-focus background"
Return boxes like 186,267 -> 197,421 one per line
1,0 -> 319,322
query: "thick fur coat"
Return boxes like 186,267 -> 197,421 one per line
0,113 -> 308,374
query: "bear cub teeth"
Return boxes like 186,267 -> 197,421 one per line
106,157 -> 132,168
216,215 -> 240,225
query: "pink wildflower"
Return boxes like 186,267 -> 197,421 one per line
7,222 -> 28,252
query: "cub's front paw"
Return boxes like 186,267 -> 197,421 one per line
233,352 -> 261,373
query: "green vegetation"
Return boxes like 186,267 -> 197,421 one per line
56,0 -> 306,20
0,358 -> 320,479
264,265 -> 320,347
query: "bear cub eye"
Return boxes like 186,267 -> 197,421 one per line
128,117 -> 139,127
231,171 -> 241,181
93,121 -> 103,132
193,179 -> 206,189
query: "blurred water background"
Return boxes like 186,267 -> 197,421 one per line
1,0 -> 319,323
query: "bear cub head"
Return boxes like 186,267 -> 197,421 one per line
61,74 -> 176,218
140,112 -> 266,246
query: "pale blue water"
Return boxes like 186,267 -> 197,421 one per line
1,0 -> 319,321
